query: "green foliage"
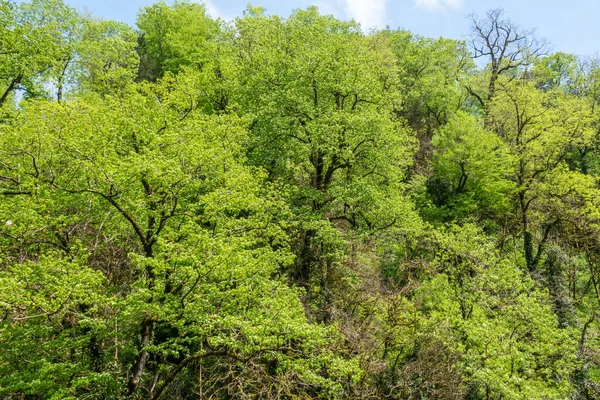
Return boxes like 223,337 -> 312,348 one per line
0,72 -> 358,398
137,0 -> 217,80
413,225 -> 579,399
226,8 -> 422,325
388,30 -> 473,131
422,111 -> 515,222
0,0 -> 71,105
74,19 -> 140,95
531,52 -> 578,91
2,2 -> 600,399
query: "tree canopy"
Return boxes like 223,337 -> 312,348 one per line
1,1 -> 600,399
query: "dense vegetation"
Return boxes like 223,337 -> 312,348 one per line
2,1 -> 600,398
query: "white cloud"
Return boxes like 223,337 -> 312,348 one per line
315,1 -> 344,18
199,0 -> 228,20
415,0 -> 462,11
342,0 -> 387,30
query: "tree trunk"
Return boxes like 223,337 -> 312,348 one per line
519,192 -> 534,271
127,318 -> 154,396
0,74 -> 22,107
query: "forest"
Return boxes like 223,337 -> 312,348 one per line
1,0 -> 600,398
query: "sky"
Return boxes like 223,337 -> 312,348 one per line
59,0 -> 599,57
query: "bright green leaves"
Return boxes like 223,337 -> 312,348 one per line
0,0 -> 140,106
423,111 -> 515,222
0,69 -> 357,398
416,225 -> 579,399
388,30 -> 473,130
0,0 -> 72,105
0,254 -> 115,398
4,2 -> 600,399
488,80 -> 595,161
137,0 -> 217,80
486,79 -> 596,270
228,8 -> 422,331
531,52 -> 578,92
235,7 -> 415,233
74,19 -> 139,96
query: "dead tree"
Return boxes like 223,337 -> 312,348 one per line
468,9 -> 548,107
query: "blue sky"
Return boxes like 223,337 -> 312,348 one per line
61,0 -> 598,57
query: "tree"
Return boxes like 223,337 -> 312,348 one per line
416,225 -> 579,399
0,72 -> 358,399
469,9 -> 547,107
136,0 -> 217,81
68,18 -> 139,96
423,111 -> 515,223
3,2 -> 599,398
231,7 -> 419,320
387,30 -> 474,171
487,79 -> 595,271
0,0 -> 72,106
530,52 -> 578,92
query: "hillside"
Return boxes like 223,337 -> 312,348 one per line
1,1 -> 600,398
